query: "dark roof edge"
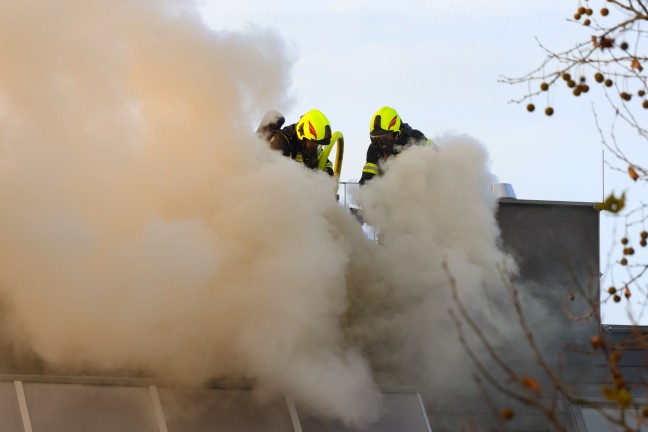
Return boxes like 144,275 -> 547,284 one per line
498,198 -> 599,207
601,324 -> 648,334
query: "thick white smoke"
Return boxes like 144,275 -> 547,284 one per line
350,135 -> 518,400
0,0 -> 381,426
0,0 -> 520,427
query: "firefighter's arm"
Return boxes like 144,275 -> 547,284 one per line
256,110 -> 285,141
268,131 -> 291,157
359,144 -> 379,185
323,159 -> 334,176
360,164 -> 377,185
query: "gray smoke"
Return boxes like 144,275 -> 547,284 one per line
349,135 -> 519,399
0,0 -> 381,426
0,0 -> 527,428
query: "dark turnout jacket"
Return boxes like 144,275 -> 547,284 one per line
268,124 -> 334,176
359,123 -> 428,184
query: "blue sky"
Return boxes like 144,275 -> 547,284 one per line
198,0 -> 648,325
198,0 -> 602,198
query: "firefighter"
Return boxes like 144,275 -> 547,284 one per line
260,109 -> 335,176
359,106 -> 430,185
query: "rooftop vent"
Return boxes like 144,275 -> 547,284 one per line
491,183 -> 516,199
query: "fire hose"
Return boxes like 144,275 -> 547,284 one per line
319,131 -> 344,177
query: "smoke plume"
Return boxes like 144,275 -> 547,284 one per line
350,134 -> 519,400
0,0 -> 521,427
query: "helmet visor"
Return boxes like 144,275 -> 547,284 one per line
370,132 -> 398,154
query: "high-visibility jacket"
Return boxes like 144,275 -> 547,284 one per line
268,123 -> 334,176
359,123 -> 429,185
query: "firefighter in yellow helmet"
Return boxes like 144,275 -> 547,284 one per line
359,106 -> 429,184
258,109 -> 335,176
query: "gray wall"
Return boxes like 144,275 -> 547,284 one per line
430,199 -> 602,431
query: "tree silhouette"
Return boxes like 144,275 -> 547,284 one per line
500,0 -> 648,323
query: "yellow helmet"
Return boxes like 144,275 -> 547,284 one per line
370,106 -> 401,137
296,109 -> 332,144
